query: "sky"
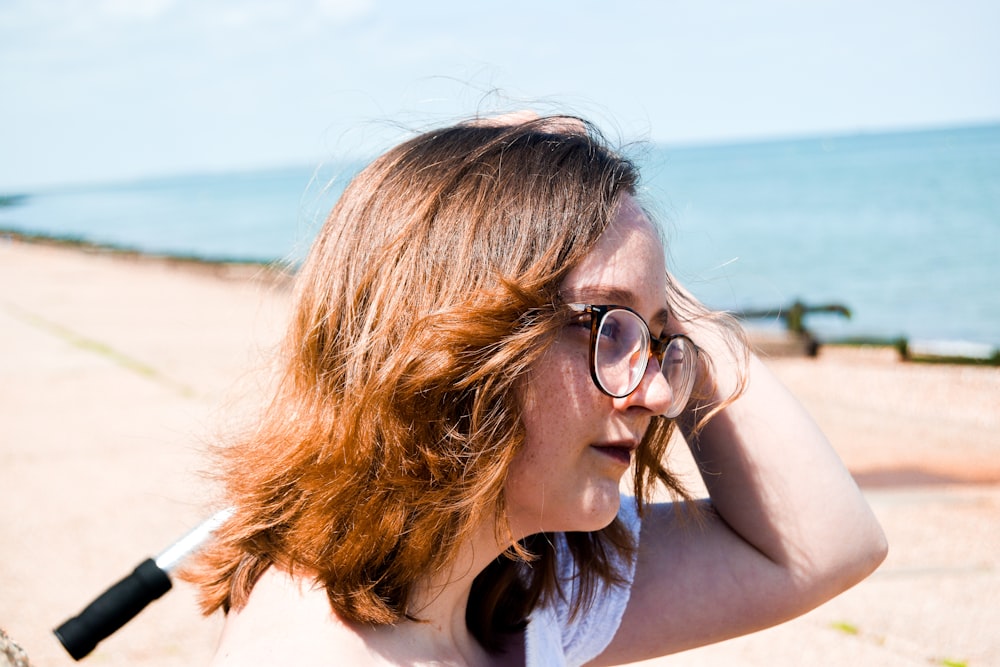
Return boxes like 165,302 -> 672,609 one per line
1,0 -> 998,190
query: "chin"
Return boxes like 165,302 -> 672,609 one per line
508,486 -> 622,536
572,485 -> 623,532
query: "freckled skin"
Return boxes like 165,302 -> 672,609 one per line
505,196 -> 676,537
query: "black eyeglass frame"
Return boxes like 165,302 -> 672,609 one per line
566,303 -> 699,407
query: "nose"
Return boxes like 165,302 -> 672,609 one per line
613,355 -> 675,416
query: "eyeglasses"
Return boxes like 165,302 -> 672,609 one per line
567,304 -> 698,418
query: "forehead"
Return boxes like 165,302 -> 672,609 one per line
560,195 -> 667,308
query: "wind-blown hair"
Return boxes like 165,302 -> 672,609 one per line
185,116 -> 702,652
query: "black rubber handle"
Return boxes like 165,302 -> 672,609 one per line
53,558 -> 172,660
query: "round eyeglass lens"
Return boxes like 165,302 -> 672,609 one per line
661,336 -> 697,418
593,308 -> 648,397
593,307 -> 698,417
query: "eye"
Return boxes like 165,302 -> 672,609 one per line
597,317 -> 622,342
664,345 -> 684,366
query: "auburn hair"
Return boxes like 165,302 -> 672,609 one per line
184,116 -> 708,652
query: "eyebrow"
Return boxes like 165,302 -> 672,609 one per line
563,286 -> 672,329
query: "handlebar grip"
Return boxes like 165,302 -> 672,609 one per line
53,558 -> 172,660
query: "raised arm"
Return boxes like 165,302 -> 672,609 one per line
593,319 -> 888,664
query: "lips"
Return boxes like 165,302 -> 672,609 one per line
591,441 -> 637,465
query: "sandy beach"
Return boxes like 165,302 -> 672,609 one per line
1,236 -> 998,666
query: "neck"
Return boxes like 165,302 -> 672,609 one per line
216,519 -> 523,666
365,518 -> 511,665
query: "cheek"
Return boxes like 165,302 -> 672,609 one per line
518,340 -> 595,445
508,342 -> 604,498
505,343 -> 623,533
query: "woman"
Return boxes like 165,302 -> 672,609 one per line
185,115 -> 887,666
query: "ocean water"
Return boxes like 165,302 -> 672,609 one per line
641,123 -> 1000,349
2,124 -> 998,349
0,166 -> 348,264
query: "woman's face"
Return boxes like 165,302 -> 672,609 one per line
504,195 -> 677,537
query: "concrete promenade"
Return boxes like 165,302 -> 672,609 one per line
1,238 -> 997,666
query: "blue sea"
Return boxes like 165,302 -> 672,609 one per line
2,123 -> 998,351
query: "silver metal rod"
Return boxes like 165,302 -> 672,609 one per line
155,507 -> 234,572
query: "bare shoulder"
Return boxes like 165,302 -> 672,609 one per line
210,567 -> 378,666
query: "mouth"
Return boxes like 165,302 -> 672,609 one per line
591,441 -> 637,466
